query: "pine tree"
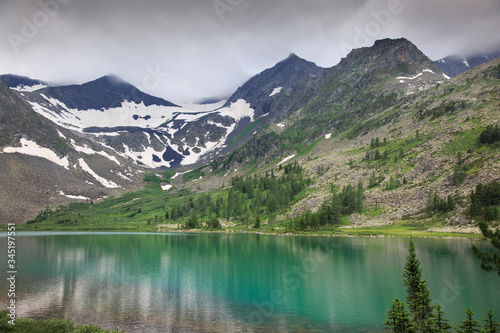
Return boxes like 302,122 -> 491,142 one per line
457,307 -> 480,333
310,213 -> 320,230
403,239 -> 434,331
253,216 -> 261,229
472,222 -> 500,275
383,298 -> 414,332
480,309 -> 499,333
433,304 -> 452,332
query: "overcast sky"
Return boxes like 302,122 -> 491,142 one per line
1,0 -> 500,103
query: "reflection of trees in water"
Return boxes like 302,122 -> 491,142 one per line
2,234 -> 497,332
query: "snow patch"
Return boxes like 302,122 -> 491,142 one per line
180,139 -> 225,166
2,138 -> 69,169
105,144 -> 170,169
71,141 -> 121,166
278,154 -> 296,166
325,133 -> 332,139
57,130 -> 66,139
443,73 -> 451,80
462,58 -> 470,68
277,123 -> 285,129
11,84 -> 47,92
269,87 -> 283,97
217,99 -> 255,122
114,171 -> 131,181
31,97 -> 217,132
161,184 -> 172,191
171,170 -> 192,179
78,158 -> 120,188
58,190 -> 89,201
422,69 -> 435,74
397,73 -> 423,81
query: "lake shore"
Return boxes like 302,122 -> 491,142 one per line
3,220 -> 486,240
154,224 -> 486,240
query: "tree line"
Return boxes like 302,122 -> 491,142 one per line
288,182 -> 364,231
165,162 -> 312,228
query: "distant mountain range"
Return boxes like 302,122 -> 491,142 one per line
434,47 -> 500,77
1,37 -> 500,224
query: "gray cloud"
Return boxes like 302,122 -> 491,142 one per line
1,0 -> 499,103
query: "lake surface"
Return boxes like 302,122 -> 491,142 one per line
0,232 -> 499,332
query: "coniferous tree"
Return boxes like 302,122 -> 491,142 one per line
383,298 -> 414,332
403,239 -> 434,331
480,309 -> 499,333
253,216 -> 261,229
433,304 -> 452,332
207,216 -> 221,230
457,308 -> 481,333
472,222 -> 500,275
310,213 -> 320,230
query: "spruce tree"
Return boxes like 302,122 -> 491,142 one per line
433,304 -> 452,332
403,239 -> 434,331
480,309 -> 499,333
457,307 -> 480,333
383,298 -> 414,332
254,216 -> 261,229
472,222 -> 500,275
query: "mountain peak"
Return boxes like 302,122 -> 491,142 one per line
338,37 -> 441,75
95,74 -> 127,84
372,37 -> 411,48
40,75 -> 179,110
85,74 -> 132,89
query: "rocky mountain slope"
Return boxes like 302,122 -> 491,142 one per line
189,55 -> 500,232
214,38 -> 449,166
1,74 -> 259,169
2,38 -> 499,229
0,79 -> 146,223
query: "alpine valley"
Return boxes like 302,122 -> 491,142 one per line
1,37 -> 499,233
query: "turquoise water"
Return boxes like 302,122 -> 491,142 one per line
0,232 -> 498,332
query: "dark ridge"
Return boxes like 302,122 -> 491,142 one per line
39,75 -> 179,110
0,74 -> 47,88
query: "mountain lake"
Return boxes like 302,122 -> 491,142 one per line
0,232 -> 499,332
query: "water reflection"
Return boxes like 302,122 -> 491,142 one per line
0,233 -> 498,332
